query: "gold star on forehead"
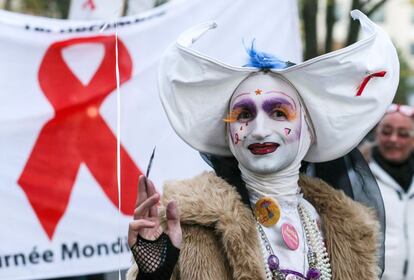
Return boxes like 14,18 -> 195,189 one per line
255,89 -> 262,95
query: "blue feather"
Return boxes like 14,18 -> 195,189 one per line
244,40 -> 293,69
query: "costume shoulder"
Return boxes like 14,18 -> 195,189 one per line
299,174 -> 380,280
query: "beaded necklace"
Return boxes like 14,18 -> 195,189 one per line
256,202 -> 332,280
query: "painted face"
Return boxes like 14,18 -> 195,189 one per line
376,112 -> 414,163
226,74 -> 301,174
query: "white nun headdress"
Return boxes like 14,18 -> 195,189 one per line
158,10 -> 399,162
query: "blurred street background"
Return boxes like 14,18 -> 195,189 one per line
0,0 -> 412,279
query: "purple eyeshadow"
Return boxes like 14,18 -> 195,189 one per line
262,97 -> 294,114
232,98 -> 257,115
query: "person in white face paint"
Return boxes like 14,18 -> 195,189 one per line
126,11 -> 399,280
225,73 -> 327,279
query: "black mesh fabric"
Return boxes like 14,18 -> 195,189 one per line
131,233 -> 180,280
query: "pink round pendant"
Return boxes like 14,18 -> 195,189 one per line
281,223 -> 299,250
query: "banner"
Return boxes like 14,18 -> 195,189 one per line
0,0 -> 302,278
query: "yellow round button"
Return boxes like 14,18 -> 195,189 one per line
255,197 -> 281,227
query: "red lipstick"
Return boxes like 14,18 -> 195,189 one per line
248,143 -> 279,155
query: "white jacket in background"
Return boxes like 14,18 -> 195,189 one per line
370,161 -> 414,280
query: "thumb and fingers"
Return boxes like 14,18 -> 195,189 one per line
133,191 -> 160,220
128,176 -> 160,247
166,200 -> 182,248
130,175 -> 182,248
128,193 -> 160,247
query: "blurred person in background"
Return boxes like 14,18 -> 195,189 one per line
363,104 -> 414,280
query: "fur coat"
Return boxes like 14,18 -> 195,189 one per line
127,172 -> 380,280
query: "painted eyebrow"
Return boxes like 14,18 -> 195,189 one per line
232,98 -> 257,112
262,97 -> 294,113
264,90 -> 297,110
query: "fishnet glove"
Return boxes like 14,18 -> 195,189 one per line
131,233 -> 180,280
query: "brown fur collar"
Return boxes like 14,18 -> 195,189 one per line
127,172 -> 379,280
299,175 -> 380,279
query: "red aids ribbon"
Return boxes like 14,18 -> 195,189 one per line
18,36 -> 142,240
82,0 -> 96,10
356,71 -> 387,96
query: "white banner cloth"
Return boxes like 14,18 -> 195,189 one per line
0,0 -> 301,278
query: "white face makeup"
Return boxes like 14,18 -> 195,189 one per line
227,74 -> 302,174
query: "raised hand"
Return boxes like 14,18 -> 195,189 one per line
128,175 -> 182,249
